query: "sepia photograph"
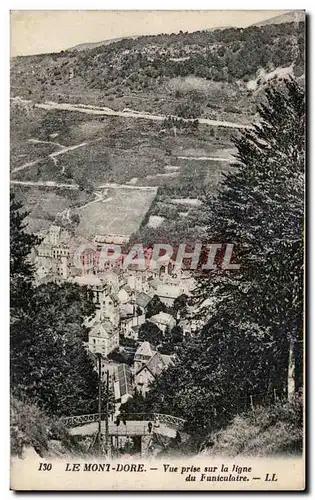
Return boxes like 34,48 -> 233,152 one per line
9,9 -> 305,491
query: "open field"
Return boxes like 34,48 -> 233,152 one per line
11,101 -> 236,242
13,20 -> 300,241
76,186 -> 157,239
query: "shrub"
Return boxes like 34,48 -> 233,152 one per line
10,396 -> 50,457
201,395 -> 303,457
174,101 -> 201,119
10,396 -> 82,458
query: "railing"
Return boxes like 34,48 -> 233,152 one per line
121,413 -> 186,430
62,412 -> 185,430
62,413 -> 101,427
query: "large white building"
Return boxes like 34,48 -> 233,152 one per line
33,224 -> 71,284
88,318 -> 119,358
149,311 -> 176,334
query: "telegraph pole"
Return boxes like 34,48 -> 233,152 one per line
97,353 -> 102,455
105,370 -> 109,457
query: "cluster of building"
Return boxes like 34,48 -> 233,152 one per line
105,342 -> 174,414
31,223 -> 199,414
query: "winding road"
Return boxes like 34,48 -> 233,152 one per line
12,96 -> 250,130
10,96 -> 241,190
10,180 -> 79,189
177,155 -> 234,162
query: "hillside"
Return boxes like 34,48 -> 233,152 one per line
253,10 -> 305,27
11,20 -> 304,104
200,396 -> 303,457
10,19 -> 305,243
67,11 -> 305,53
69,35 -> 139,52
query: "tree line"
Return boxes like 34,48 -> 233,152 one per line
10,195 -> 102,418
11,21 -> 304,97
120,78 -> 304,443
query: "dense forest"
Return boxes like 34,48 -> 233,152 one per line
81,22 -> 305,86
11,21 -> 304,98
121,78 -> 305,454
10,194 -> 106,455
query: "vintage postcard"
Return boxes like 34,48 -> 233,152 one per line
10,9 -> 305,491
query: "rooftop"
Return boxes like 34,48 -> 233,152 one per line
89,320 -> 114,338
150,312 -> 175,326
74,274 -> 103,286
156,284 -> 183,299
134,341 -> 155,360
135,292 -> 152,309
114,363 -> 133,398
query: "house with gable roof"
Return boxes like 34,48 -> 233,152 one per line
149,311 -> 176,334
135,291 -> 152,313
120,314 -> 145,339
88,318 -> 119,358
133,341 -> 174,395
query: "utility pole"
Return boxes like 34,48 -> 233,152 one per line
97,353 -> 102,455
105,370 -> 109,457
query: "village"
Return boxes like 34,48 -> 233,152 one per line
31,220 -> 203,417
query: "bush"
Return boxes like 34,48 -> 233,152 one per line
11,396 -> 50,457
201,395 -> 303,457
152,202 -> 179,220
10,396 -> 82,458
38,111 -> 69,139
174,101 -> 201,119
138,321 -> 164,347
108,347 -> 134,365
224,105 -> 242,114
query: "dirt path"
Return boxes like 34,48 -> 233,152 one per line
77,191 -> 108,210
28,138 -> 65,148
50,141 -> 88,158
10,180 -> 158,194
177,155 -> 234,162
11,141 -> 89,174
10,180 -> 78,189
17,98 -> 250,129
11,158 -> 43,173
98,183 -> 158,192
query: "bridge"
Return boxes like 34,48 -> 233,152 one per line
63,413 -> 185,457
63,412 -> 185,439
